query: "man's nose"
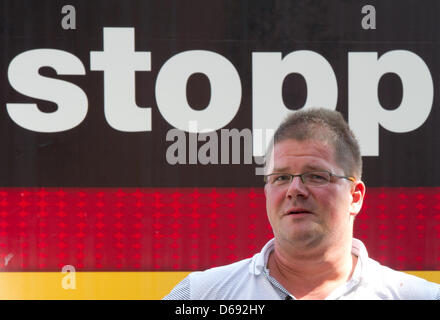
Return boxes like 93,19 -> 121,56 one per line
285,175 -> 309,199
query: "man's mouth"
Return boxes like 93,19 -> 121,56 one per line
286,209 -> 312,215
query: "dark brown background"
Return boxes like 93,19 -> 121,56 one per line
1,0 -> 439,188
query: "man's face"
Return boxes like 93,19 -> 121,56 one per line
264,138 -> 365,249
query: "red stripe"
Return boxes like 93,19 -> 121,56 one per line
0,187 -> 438,271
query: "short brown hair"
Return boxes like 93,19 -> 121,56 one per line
266,108 -> 362,179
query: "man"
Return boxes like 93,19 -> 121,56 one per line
163,108 -> 440,300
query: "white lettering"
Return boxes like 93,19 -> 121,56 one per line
155,50 -> 242,133
252,51 -> 338,156
90,27 -> 152,132
7,49 -> 87,132
4,28 -> 436,161
349,50 -> 433,156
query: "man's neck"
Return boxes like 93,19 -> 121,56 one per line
267,238 -> 358,300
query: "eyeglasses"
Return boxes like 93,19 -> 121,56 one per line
264,171 -> 356,187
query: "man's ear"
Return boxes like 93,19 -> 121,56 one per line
350,180 -> 366,217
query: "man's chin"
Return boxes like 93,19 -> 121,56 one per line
280,230 -> 324,249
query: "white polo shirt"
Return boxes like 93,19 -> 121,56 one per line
163,238 -> 440,300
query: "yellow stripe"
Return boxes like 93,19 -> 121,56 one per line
0,271 -> 438,300
0,271 -> 190,300
404,271 -> 440,284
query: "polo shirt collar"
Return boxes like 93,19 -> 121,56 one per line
249,237 -> 369,278
249,238 -> 275,275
